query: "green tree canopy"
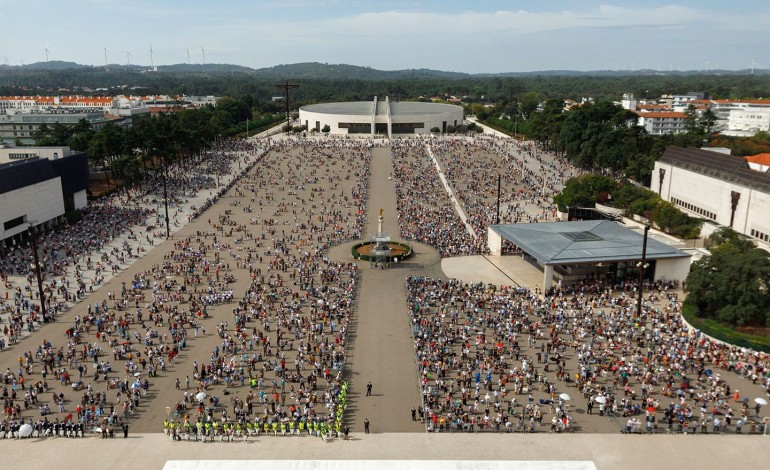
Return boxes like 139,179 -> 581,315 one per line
685,228 -> 770,326
552,174 -> 618,211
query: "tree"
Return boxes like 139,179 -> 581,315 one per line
684,104 -> 702,135
552,174 -> 618,211
699,108 -> 718,135
685,231 -> 770,326
321,124 -> 330,133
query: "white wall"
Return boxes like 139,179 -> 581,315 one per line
299,106 -> 464,136
726,107 -> 770,135
73,189 -> 88,210
0,146 -> 71,164
487,228 -> 502,255
652,160 -> 770,244
654,257 -> 691,282
0,178 -> 65,241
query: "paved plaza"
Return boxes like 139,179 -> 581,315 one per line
0,131 -> 767,468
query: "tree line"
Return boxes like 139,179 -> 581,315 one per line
32,97 -> 283,188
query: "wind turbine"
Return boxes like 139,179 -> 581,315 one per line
2,55 -> 8,67
126,51 -> 131,66
44,48 -> 50,62
201,46 -> 205,65
104,47 -> 109,67
751,60 -> 759,75
186,48 -> 190,64
149,43 -> 154,69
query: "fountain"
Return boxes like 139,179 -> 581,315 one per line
351,208 -> 412,268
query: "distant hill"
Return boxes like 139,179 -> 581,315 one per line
252,62 -> 470,80
19,60 -> 91,71
1,59 -> 767,79
157,63 -> 254,73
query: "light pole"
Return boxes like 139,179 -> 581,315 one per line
28,223 -> 47,323
496,173 -> 501,224
636,225 -> 650,319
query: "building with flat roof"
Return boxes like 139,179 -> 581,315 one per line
0,145 -> 74,164
651,146 -> 770,249
0,151 -> 88,246
0,111 -> 126,145
487,220 -> 692,289
299,97 -> 463,137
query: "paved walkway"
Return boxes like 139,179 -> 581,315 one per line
0,432 -> 766,470
329,146 -> 441,432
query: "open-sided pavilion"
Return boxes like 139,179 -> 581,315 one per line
487,220 -> 691,289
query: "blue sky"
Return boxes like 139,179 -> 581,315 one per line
2,0 -> 769,73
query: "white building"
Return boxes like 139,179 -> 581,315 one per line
299,97 -> 464,137
725,106 -> 770,136
0,151 -> 89,246
0,145 -> 73,164
651,146 -> 770,249
636,112 -> 688,135
621,93 -> 637,111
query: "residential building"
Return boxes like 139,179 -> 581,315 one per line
0,111 -> 125,145
636,112 -> 688,135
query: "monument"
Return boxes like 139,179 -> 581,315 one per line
370,208 -> 393,268
351,208 -> 413,267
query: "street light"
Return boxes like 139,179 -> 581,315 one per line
496,173 -> 501,225
636,225 -> 650,319
27,223 -> 47,323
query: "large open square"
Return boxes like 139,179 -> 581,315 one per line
0,133 -> 767,469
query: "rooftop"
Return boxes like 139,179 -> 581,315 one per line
490,220 -> 690,265
660,146 -> 770,193
300,100 -> 461,117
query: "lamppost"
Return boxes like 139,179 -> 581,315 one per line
496,173 -> 501,224
28,223 -> 47,323
636,225 -> 650,319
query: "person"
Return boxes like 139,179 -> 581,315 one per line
343,425 -> 350,440
364,418 -> 370,434
366,381 -> 373,397
411,407 -> 416,421
122,422 -> 129,438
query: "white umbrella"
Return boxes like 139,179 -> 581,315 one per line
594,396 -> 607,404
755,397 -> 768,405
18,424 -> 33,438
195,392 -> 207,402
133,372 -> 141,377
131,382 -> 141,389
559,393 -> 572,401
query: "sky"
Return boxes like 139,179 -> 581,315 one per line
2,0 -> 769,74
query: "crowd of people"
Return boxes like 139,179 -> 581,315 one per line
0,137 -> 269,438
432,137 -> 579,246
163,137 -> 371,440
392,140 -> 479,256
0,130 -> 767,442
405,275 -> 769,433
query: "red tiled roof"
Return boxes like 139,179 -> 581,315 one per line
745,153 -> 770,166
